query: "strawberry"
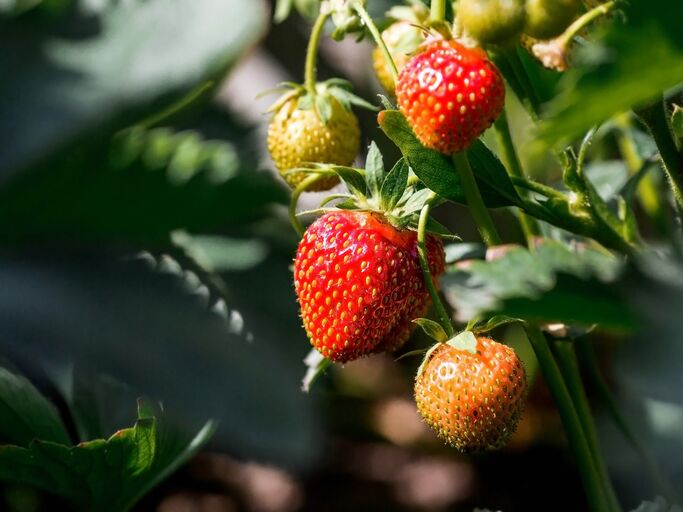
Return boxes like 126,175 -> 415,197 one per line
524,0 -> 580,40
395,38 -> 505,155
414,333 -> 526,451
292,142 -> 450,363
266,79 -> 374,192
294,210 -> 445,362
457,0 -> 526,45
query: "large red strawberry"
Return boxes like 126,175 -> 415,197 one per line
294,210 -> 445,362
395,38 -> 505,154
414,333 -> 526,451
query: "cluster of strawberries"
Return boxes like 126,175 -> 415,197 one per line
266,7 -> 527,452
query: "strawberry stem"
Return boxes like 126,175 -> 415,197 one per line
429,0 -> 446,24
289,174 -> 325,237
557,0 -> 617,49
451,152 -> 502,246
554,340 -> 622,512
417,196 -> 455,338
493,111 -> 542,242
352,4 -> 398,82
304,11 -> 330,95
525,326 -> 613,512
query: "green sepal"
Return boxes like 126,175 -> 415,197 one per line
331,166 -> 367,196
446,330 -> 478,354
467,315 -> 524,334
314,94 -> 333,124
671,104 -> 683,142
301,348 -> 332,393
365,141 -> 385,199
412,318 -> 449,342
380,158 -> 409,211
424,217 -> 460,240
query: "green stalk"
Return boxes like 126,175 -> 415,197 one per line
289,174 -> 324,237
641,99 -> 683,218
430,0 -> 446,23
353,3 -> 398,82
304,11 -> 330,94
557,1 -> 617,48
452,152 -> 502,246
494,111 -> 542,242
575,338 -> 681,504
417,196 -> 455,337
525,327 -> 612,512
554,340 -> 621,512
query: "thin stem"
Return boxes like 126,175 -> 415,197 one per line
641,99 -> 683,218
510,175 -> 567,200
452,152 -> 502,246
430,0 -> 446,23
575,338 -> 681,504
525,326 -> 611,512
493,112 -> 542,241
289,174 -> 324,237
554,340 -> 621,512
558,1 -> 617,47
137,81 -> 214,129
417,197 -> 455,337
353,3 -> 398,82
304,11 -> 330,94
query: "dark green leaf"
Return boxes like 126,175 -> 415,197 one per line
538,0 -> 683,147
365,141 -> 385,199
0,0 -> 266,178
441,240 -> 634,329
378,110 -> 519,207
0,128 -> 288,244
0,363 -> 70,446
468,315 -> 524,333
671,104 -> 683,141
332,166 -> 367,197
0,253 -> 318,468
0,399 -> 214,511
380,158 -> 409,211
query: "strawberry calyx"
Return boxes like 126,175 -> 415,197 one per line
294,142 -> 457,239
414,327 -> 479,379
266,78 -> 377,125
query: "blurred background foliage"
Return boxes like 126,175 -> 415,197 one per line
0,0 -> 682,510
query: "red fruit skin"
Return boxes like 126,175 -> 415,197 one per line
294,211 -> 445,362
415,337 -> 527,452
396,39 -> 505,155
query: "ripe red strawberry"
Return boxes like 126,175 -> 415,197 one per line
415,335 -> 526,451
395,39 -> 505,154
294,210 -> 445,362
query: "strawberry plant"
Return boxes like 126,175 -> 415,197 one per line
1,0 -> 683,510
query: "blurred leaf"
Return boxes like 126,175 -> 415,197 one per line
672,104 -> 683,141
378,110 -> 520,207
468,315 -> 523,333
584,160 -> 630,202
0,128 -> 287,244
0,363 -> 70,446
538,0 -> 683,146
0,0 -> 266,177
631,497 -> 683,512
0,253 -> 318,468
441,240 -> 634,329
171,231 -> 269,272
0,399 -> 214,512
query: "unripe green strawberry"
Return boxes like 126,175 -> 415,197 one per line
524,0 -> 580,40
294,210 -> 445,362
458,0 -> 527,45
372,21 -> 424,96
415,336 -> 526,451
267,96 -> 360,191
396,39 -> 505,155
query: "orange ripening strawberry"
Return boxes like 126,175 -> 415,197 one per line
415,335 -> 526,451
396,38 -> 505,154
294,210 -> 445,362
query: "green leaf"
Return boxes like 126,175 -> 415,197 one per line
671,104 -> 683,141
412,318 -> 448,343
446,331 -> 478,354
0,363 -> 70,446
0,0 -> 266,178
365,141 -> 385,199
171,231 -> 269,272
380,158 -> 409,211
273,0 -> 294,22
0,128 -> 288,244
441,240 -> 634,329
0,399 -> 214,511
0,253 -> 318,468
332,166 -> 367,197
378,110 -> 520,207
538,0 -> 683,147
